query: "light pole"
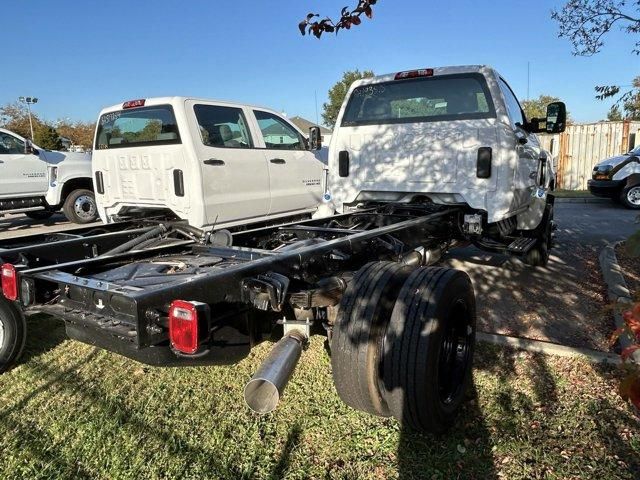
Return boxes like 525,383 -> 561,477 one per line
18,96 -> 38,140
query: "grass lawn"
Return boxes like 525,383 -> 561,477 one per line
0,316 -> 638,480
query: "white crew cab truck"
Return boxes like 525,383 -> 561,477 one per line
93,97 -> 326,229
326,65 -> 565,265
0,127 -> 97,223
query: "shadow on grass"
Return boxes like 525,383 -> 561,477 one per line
20,313 -> 67,364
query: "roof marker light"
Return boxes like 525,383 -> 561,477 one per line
394,69 -> 434,80
122,99 -> 146,109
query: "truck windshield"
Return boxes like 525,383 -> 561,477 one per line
341,73 -> 495,127
95,105 -> 181,149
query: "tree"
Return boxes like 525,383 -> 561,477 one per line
553,1 -> 639,109
607,104 -> 623,121
521,95 -> 564,120
34,124 -> 62,150
300,0 -> 378,38
55,119 -> 96,148
322,70 -> 375,128
0,102 -> 43,139
552,0 -> 640,56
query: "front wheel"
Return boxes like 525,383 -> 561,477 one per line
620,185 -> 640,210
63,189 -> 98,224
0,298 -> 27,374
524,203 -> 554,267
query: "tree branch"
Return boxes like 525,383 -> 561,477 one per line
299,0 -> 378,38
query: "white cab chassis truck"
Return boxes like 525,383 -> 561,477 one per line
326,65 -> 563,266
0,67 -> 565,437
0,128 -> 97,223
93,97 -> 325,229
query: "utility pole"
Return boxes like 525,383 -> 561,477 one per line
527,62 -> 530,100
18,96 -> 38,140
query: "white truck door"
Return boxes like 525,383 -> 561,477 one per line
188,102 -> 270,226
498,78 -> 540,207
251,110 -> 323,215
0,131 -> 48,197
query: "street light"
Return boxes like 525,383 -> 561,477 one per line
18,96 -> 38,140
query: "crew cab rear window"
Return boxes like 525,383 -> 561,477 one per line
341,73 -> 495,127
193,104 -> 253,148
95,105 -> 181,149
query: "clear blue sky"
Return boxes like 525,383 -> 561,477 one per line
0,0 -> 634,125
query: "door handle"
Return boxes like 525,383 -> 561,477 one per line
204,158 -> 225,166
270,158 -> 286,164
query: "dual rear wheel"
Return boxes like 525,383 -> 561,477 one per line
331,261 -> 476,434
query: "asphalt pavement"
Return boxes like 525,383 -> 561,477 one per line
443,201 -> 638,350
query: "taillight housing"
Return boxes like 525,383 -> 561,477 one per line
169,300 -> 209,354
1,263 -> 18,301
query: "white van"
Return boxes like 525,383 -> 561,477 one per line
93,97 -> 326,229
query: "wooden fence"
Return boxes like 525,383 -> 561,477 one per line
539,120 -> 640,190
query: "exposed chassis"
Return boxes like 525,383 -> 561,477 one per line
1,204 -> 462,366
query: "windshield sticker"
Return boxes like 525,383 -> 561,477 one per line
100,112 -> 121,125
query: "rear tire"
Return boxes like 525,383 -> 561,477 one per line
25,210 -> 54,220
620,185 -> 640,209
382,267 -> 476,434
0,298 -> 27,374
331,262 -> 413,417
63,189 -> 98,224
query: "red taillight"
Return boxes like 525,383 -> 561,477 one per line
1,263 -> 17,301
395,68 -> 434,80
122,99 -> 146,109
169,300 -> 199,354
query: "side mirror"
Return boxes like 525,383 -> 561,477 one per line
24,140 -> 38,155
309,126 -> 322,151
545,102 -> 566,134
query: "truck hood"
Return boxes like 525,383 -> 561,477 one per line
594,153 -> 631,169
40,150 -> 92,166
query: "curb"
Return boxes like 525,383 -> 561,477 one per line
477,332 -> 621,364
555,197 -> 610,204
599,242 -> 640,363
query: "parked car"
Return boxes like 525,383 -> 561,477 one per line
588,145 -> 640,209
92,97 -> 326,229
0,127 -> 98,223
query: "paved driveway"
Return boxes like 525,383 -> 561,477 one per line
0,213 -> 100,242
443,201 -> 638,350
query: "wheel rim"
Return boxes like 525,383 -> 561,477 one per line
438,299 -> 473,405
74,195 -> 96,221
627,187 -> 640,206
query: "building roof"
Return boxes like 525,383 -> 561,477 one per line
289,116 -> 331,134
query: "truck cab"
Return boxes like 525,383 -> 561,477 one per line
93,97 -> 326,229
0,127 -> 97,223
326,65 -> 565,265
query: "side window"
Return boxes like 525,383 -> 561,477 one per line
498,78 -> 526,128
254,111 -> 305,150
0,132 -> 25,155
193,104 -> 253,149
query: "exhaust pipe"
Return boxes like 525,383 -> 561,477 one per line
244,331 -> 307,414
